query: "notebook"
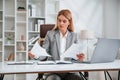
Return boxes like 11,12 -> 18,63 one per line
6,61 -> 34,65
37,60 -> 73,65
73,38 -> 120,63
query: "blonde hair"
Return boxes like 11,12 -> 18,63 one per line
53,9 -> 74,32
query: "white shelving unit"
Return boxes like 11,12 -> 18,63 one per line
16,0 -> 27,63
0,0 -> 3,62
1,0 -> 59,80
28,0 -> 45,53
45,0 -> 60,24
4,0 -> 15,62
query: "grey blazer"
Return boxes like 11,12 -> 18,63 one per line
42,30 -> 78,60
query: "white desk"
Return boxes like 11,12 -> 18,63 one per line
0,60 -> 120,74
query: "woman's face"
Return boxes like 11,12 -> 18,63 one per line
57,15 -> 70,33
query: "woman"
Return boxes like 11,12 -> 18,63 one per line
29,9 -> 84,80
42,9 -> 84,61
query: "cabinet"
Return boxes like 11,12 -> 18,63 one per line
28,0 -> 45,51
1,0 -> 59,80
46,0 -> 59,24
4,0 -> 15,62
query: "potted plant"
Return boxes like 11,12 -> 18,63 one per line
5,33 -> 14,44
6,37 -> 12,44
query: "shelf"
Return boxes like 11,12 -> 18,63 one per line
5,15 -> 15,18
17,11 -> 26,14
4,44 -> 15,46
17,0 -> 26,2
16,21 -> 26,24
28,16 -> 45,19
5,30 -> 15,33
28,31 -> 39,34
47,13 -> 57,15
16,51 -> 26,53
16,40 -> 26,42
29,0 -> 43,3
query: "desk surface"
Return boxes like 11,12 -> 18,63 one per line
0,60 -> 120,74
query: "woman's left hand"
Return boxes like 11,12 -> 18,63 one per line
76,53 -> 85,61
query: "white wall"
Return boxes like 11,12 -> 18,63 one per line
59,0 -> 120,80
60,0 -> 103,37
60,0 -> 120,39
103,0 -> 119,39
119,0 -> 120,38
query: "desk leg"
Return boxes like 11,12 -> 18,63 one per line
104,71 -> 112,80
0,74 -> 4,80
84,72 -> 88,79
118,71 -> 120,80
79,72 -> 88,80
36,74 -> 43,80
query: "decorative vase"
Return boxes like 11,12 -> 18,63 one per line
18,42 -> 25,51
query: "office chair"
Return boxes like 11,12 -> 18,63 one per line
39,24 -> 55,46
118,71 -> 120,80
36,24 -> 55,80
0,74 -> 4,80
36,24 -> 88,80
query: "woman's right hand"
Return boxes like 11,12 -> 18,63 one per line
28,51 -> 35,59
76,53 -> 85,61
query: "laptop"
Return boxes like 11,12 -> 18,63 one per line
73,38 -> 120,63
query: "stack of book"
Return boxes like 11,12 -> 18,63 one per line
28,35 -> 39,45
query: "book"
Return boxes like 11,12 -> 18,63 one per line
37,19 -> 45,32
28,37 -> 35,43
6,61 -> 34,65
29,35 -> 39,45
37,60 -> 73,65
31,4 -> 36,17
55,60 -> 73,64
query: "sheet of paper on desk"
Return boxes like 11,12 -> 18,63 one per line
61,43 -> 84,60
31,41 -> 51,58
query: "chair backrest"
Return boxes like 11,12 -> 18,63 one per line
40,24 -> 55,38
39,24 -> 55,46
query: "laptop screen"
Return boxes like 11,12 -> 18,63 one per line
90,38 -> 120,63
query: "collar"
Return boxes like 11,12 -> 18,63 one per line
59,30 -> 68,38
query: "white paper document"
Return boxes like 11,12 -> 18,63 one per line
37,60 -> 72,65
60,43 -> 84,60
31,41 -> 51,58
